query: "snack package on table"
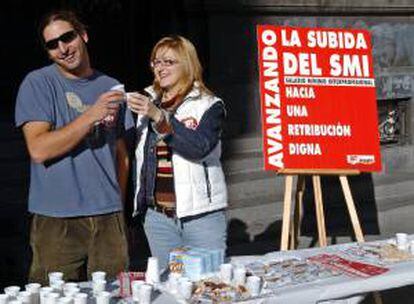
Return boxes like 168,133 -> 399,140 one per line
118,271 -> 145,298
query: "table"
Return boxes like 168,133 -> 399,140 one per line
151,236 -> 414,303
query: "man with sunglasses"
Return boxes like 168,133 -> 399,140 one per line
15,10 -> 133,284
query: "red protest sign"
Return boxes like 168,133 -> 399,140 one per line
257,25 -> 382,172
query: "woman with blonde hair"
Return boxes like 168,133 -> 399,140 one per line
127,36 -> 228,269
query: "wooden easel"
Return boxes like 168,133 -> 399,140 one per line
279,169 -> 363,250
278,169 -> 383,304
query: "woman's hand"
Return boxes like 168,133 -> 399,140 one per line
127,92 -> 162,123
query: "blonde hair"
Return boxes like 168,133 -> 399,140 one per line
150,35 -> 212,98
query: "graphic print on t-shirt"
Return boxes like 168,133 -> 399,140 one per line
66,92 -> 89,113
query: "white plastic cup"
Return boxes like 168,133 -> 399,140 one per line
57,297 -> 72,304
26,283 -> 41,304
91,272 -> 106,283
39,287 -> 53,304
145,257 -> 160,284
131,280 -> 145,302
63,288 -> 79,299
18,291 -> 31,304
50,280 -> 64,295
167,273 -> 182,294
45,293 -> 60,304
179,280 -> 193,300
25,283 -> 41,293
72,293 -> 87,304
138,284 -> 152,304
246,276 -> 261,296
102,84 -> 125,127
92,280 -> 106,296
233,267 -> 247,286
220,263 -> 233,284
396,233 -> 409,250
4,286 -> 21,298
48,273 -> 64,286
95,291 -> 111,304
0,294 -> 9,304
62,284 -> 78,292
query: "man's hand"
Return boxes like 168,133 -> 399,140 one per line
85,91 -> 124,124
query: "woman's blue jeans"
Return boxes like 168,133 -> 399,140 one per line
143,208 -> 227,270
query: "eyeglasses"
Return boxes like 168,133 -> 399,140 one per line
151,58 -> 179,69
44,30 -> 78,50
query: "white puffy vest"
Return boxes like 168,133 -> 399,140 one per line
133,88 -> 228,218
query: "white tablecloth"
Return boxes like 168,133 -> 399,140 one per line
152,238 -> 414,304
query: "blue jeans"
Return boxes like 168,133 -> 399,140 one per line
143,208 -> 227,270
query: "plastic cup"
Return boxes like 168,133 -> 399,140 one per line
72,293 -> 87,304
39,287 -> 53,304
18,291 -> 31,304
233,267 -> 247,286
51,280 -> 64,294
396,233 -> 409,250
4,286 -> 21,298
92,280 -> 106,296
167,272 -> 182,293
220,263 -> 233,284
91,272 -> 106,283
138,284 -> 152,304
57,297 -> 72,304
25,283 -> 41,293
246,276 -> 261,296
48,272 -> 64,286
63,287 -> 79,298
179,280 -> 193,300
145,257 -> 160,284
26,283 -> 41,304
0,294 -> 9,304
95,291 -> 111,304
62,283 -> 78,291
45,292 -> 60,304
131,280 -> 145,302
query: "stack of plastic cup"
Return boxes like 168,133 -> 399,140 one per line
95,291 -> 111,304
91,272 -> 106,283
145,257 -> 160,285
48,273 -> 64,286
62,283 -> 79,298
246,276 -> 261,297
179,280 -> 193,300
233,266 -> 247,286
56,297 -> 72,304
91,271 -> 107,297
17,291 -> 31,304
167,272 -> 182,294
396,233 -> 409,251
72,293 -> 87,304
39,287 -> 53,304
0,294 -> 9,304
131,280 -> 145,302
92,280 -> 106,297
50,280 -> 64,296
4,286 -> 21,301
220,263 -> 233,284
138,285 -> 152,304
25,283 -> 41,304
45,292 -> 60,304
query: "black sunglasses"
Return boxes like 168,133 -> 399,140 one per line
44,30 -> 78,50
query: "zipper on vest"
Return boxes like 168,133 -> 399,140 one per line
202,162 -> 212,203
